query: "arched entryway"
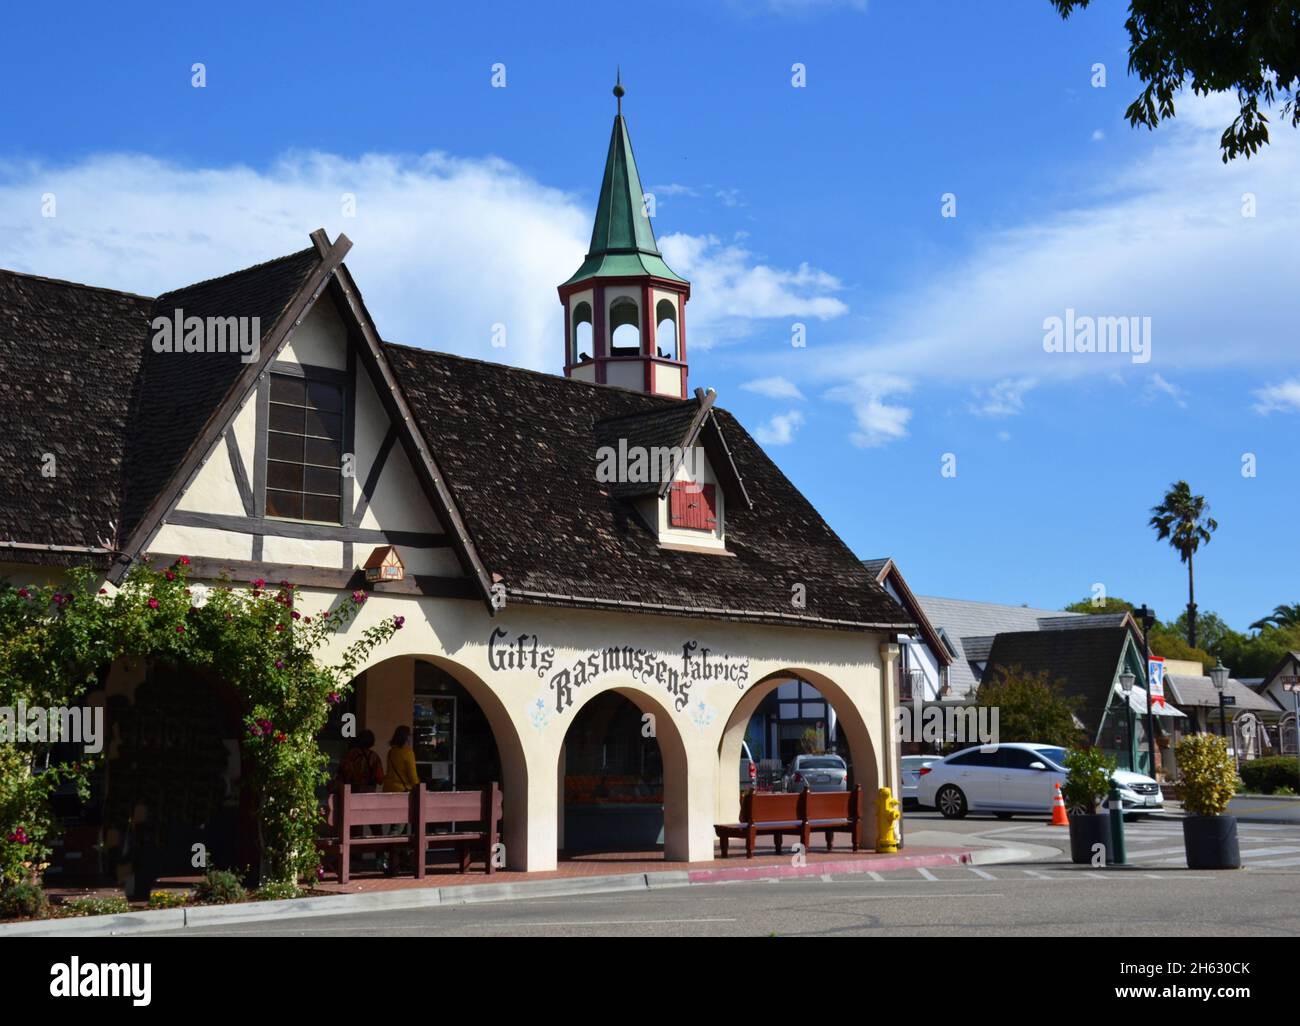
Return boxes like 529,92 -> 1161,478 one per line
715,668 -> 881,830
338,653 -> 528,870
556,685 -> 691,860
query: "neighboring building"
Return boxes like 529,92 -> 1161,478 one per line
0,87 -> 914,886
1258,652 -> 1300,756
983,619 -> 1186,776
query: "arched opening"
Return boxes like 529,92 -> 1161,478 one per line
655,298 -> 678,360
716,669 -> 880,843
557,686 -> 690,859
327,653 -> 528,874
609,296 -> 641,356
571,301 -> 593,363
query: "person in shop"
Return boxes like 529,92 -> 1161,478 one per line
381,725 -> 419,875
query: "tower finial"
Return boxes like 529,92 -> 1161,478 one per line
613,67 -> 624,115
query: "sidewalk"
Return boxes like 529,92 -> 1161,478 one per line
0,832 -> 1035,936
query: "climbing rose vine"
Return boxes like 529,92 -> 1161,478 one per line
0,559 -> 400,887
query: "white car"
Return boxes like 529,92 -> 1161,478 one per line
914,742 -> 1164,819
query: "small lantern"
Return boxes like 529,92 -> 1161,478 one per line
363,545 -> 405,583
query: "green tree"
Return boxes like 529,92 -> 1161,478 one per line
1250,602 -> 1300,631
974,665 -> 1084,748
1172,609 -> 1232,653
1218,623 -> 1300,678
1050,1 -> 1300,161
1063,596 -> 1135,614
1149,481 -> 1218,650
1148,622 -> 1213,671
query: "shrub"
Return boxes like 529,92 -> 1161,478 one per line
194,869 -> 246,905
147,890 -> 190,909
254,880 -> 302,902
1062,747 -> 1116,815
1176,734 -> 1238,816
1239,756 -> 1300,795
61,895 -> 129,918
0,881 -> 49,919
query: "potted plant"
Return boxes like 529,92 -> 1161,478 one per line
1175,734 -> 1241,869
1062,747 -> 1116,865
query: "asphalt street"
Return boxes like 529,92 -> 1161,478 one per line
137,812 -> 1300,937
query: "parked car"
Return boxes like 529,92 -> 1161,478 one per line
914,742 -> 1163,819
738,741 -> 757,789
784,753 -> 849,793
900,755 -> 937,809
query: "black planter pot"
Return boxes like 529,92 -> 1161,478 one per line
1068,812 -> 1113,865
1182,815 -> 1241,869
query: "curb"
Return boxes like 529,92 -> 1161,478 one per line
0,844 -> 1035,936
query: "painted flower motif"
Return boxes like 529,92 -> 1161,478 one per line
147,598 -> 160,610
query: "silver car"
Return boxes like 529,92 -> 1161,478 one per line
900,755 -> 936,808
785,754 -> 848,793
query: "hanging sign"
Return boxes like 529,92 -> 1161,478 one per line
1148,656 -> 1166,708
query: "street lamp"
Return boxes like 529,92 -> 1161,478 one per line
1119,670 -> 1136,771
1210,659 -> 1231,764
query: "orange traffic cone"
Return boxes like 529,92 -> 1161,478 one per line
1050,782 -> 1069,827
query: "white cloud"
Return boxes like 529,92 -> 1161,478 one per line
1253,378 -> 1300,414
741,375 -> 805,400
1091,129 -> 1105,142
658,232 -> 847,349
1146,371 -> 1187,407
773,92 -> 1300,392
826,374 -> 913,448
754,409 -> 805,445
0,151 -> 831,375
970,377 -> 1036,417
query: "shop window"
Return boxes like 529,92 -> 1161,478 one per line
266,371 -> 345,523
669,481 -> 716,531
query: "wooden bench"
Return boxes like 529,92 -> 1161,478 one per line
318,782 -> 502,883
801,786 -> 862,853
714,786 -> 862,859
714,790 -> 804,859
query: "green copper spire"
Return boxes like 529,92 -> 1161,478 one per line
562,78 -> 688,287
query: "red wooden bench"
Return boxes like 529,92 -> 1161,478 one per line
714,786 -> 862,859
801,786 -> 862,853
318,782 -> 502,883
714,790 -> 803,858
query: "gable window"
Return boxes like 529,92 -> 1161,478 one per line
266,372 -> 344,523
669,481 -> 716,531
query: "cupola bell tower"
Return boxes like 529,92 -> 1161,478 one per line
559,75 -> 691,398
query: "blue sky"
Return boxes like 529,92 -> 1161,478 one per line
1,0 -> 1295,631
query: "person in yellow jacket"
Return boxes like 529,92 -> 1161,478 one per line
383,726 -> 418,792
381,726 -> 418,875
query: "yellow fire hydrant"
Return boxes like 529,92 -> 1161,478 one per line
876,786 -> 901,853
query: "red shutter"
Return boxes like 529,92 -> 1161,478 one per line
669,482 -> 716,531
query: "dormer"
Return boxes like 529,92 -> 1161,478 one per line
560,78 -> 690,398
595,387 -> 751,554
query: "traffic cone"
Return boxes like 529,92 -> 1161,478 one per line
1050,782 -> 1070,827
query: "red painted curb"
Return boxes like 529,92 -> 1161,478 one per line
684,847 -> 976,884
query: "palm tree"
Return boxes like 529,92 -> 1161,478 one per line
1149,481 -> 1218,649
1249,603 -> 1300,632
